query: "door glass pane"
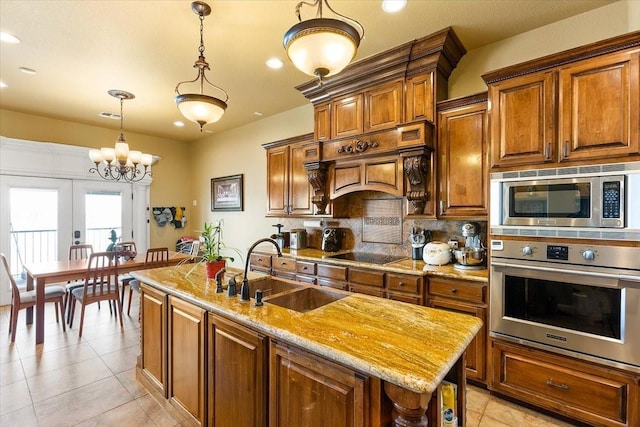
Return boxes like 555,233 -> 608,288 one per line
85,191 -> 122,251
9,188 -> 58,279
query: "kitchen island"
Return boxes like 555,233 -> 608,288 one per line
131,263 -> 482,426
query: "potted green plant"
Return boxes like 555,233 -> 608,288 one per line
190,221 -> 242,279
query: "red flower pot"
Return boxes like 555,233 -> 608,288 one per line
205,260 -> 226,279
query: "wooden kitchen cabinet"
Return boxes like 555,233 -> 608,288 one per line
249,253 -> 272,274
271,256 -> 296,280
558,49 -> 639,162
437,94 -> 488,219
406,71 -> 436,123
270,341 -> 368,427
491,338 -> 640,427
265,133 -> 316,216
208,313 -> 268,427
428,277 -> 487,383
485,37 -> 640,170
386,273 -> 423,305
316,262 -> 349,290
364,80 -> 403,133
295,260 -> 317,284
167,295 -> 207,425
348,268 -> 386,298
140,284 -> 167,397
314,102 -> 331,142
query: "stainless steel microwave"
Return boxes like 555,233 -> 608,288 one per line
490,162 -> 640,230
504,175 -> 624,228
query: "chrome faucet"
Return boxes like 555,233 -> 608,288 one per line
240,238 -> 282,302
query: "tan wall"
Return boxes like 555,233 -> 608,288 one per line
0,109 -> 192,249
449,1 -> 637,97
188,105 -> 313,269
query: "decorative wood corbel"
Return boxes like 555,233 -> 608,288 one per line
403,154 -> 429,214
305,162 -> 329,214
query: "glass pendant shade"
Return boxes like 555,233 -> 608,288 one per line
175,93 -> 227,129
284,18 -> 360,78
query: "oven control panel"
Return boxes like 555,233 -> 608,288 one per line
490,239 -> 640,272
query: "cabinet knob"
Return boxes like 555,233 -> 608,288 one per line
302,266 -> 307,270
398,282 -> 405,286
450,288 -> 457,293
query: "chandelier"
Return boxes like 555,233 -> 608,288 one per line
283,0 -> 364,80
175,1 -> 228,131
88,90 -> 153,183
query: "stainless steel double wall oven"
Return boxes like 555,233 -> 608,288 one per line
489,161 -> 640,371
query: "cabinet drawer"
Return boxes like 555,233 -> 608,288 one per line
296,261 -> 316,276
296,274 -> 317,285
429,278 -> 485,303
317,277 -> 348,290
349,268 -> 384,288
250,253 -> 272,269
387,292 -> 422,305
272,257 -> 296,273
387,273 -> 421,294
317,263 -> 348,281
349,284 -> 385,298
492,340 -> 636,425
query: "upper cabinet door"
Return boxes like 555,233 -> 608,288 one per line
488,70 -> 556,169
406,72 -> 436,123
364,80 -> 403,133
558,49 -> 640,162
314,103 -> 331,142
266,145 -> 290,216
332,94 -> 364,138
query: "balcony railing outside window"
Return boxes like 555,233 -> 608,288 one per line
8,227 -> 122,282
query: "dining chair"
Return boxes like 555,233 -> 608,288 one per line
68,251 -> 123,338
118,240 -> 138,306
65,244 -> 93,323
126,247 -> 169,315
1,253 -> 66,343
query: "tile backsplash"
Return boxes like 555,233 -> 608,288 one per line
273,192 -> 487,257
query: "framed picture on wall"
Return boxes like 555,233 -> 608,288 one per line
211,174 -> 243,211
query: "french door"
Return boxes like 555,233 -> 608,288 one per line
0,176 -> 133,305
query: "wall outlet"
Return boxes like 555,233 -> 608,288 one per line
447,240 -> 459,249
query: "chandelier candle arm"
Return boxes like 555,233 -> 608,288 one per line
175,1 -> 228,131
88,89 -> 153,183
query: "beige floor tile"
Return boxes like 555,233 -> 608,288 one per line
100,344 -> 140,375
20,341 -> 97,378
466,408 -> 483,427
26,355 -> 113,402
74,399 -> 155,427
467,384 -> 491,414
0,379 -> 32,416
34,376 -> 133,427
88,327 -> 140,356
116,368 -> 149,399
0,359 -> 24,386
136,393 -> 184,427
0,403 -> 39,427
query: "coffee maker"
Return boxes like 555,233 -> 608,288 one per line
321,228 -> 341,252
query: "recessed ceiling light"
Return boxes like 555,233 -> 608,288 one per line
19,67 -> 36,75
0,32 -> 20,44
254,111 -> 264,116
174,121 -> 185,127
266,58 -> 284,69
382,0 -> 406,13
0,81 -> 7,88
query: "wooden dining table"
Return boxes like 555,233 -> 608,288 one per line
23,250 -> 193,344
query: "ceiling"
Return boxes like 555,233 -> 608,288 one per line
0,0 -> 616,142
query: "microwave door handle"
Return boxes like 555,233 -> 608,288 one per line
491,261 -> 639,284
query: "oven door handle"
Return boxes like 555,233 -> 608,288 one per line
491,261 -> 640,285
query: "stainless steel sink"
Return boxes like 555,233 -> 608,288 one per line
245,277 -> 303,298
265,287 -> 348,313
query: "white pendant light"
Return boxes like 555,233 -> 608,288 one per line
283,0 -> 364,80
175,1 -> 229,131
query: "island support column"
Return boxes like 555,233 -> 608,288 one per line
384,382 -> 432,426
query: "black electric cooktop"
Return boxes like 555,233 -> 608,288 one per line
327,252 -> 408,265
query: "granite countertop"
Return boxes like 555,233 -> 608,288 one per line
256,246 -> 489,283
132,263 -> 483,395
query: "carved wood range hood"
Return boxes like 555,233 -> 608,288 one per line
296,27 -> 466,215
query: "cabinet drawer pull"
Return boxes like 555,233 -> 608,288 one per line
544,142 -> 551,160
450,288 -> 457,293
302,266 -> 307,270
546,379 -> 568,390
398,282 -> 405,286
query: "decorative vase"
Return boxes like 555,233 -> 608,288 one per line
205,260 -> 226,279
